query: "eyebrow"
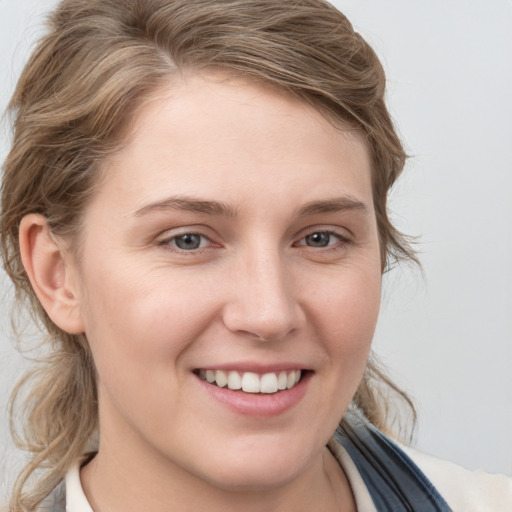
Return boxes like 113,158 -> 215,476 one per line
133,196 -> 239,218
296,196 -> 368,217
133,195 -> 368,219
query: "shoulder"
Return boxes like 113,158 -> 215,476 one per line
401,444 -> 512,512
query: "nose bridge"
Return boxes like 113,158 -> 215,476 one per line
223,244 -> 302,341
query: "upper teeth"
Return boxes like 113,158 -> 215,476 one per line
199,369 -> 302,394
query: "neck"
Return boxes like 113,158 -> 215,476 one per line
80,399 -> 355,512
80,442 -> 355,512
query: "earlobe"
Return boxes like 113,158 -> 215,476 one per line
19,214 -> 85,334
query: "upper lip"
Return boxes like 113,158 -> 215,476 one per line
193,362 -> 309,374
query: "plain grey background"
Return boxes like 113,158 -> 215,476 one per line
1,0 -> 511,501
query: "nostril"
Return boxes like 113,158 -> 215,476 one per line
221,277 -> 305,341
235,328 -> 296,343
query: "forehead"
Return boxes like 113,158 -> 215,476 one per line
95,73 -> 373,216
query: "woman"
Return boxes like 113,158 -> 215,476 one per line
1,1 -> 511,511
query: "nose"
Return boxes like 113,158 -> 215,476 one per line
222,249 -> 305,341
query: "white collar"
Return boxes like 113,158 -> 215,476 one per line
65,463 -> 94,512
328,437 -> 377,511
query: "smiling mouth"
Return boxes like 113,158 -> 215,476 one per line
195,369 -> 303,394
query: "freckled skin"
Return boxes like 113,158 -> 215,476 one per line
76,74 -> 382,511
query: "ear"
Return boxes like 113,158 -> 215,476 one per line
19,214 -> 85,334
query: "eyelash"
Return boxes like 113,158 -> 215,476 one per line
294,229 -> 351,250
157,229 -> 351,254
158,232 -> 212,252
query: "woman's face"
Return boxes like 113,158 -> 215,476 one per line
73,74 -> 382,491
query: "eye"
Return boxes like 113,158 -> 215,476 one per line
304,232 -> 334,248
165,233 -> 211,251
296,230 -> 349,249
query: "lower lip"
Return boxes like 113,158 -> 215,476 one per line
195,372 -> 311,418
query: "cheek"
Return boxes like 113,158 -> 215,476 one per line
312,256 -> 381,330
310,259 -> 382,372
78,259 -> 219,384
77,265 -> 221,439
293,261 -> 381,445
334,279 -> 380,344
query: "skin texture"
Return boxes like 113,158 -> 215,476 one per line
21,74 -> 382,511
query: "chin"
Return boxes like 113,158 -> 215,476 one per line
201,460 -> 303,493
187,434 -> 317,493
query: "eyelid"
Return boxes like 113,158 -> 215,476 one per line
156,227 -> 219,252
154,225 -> 352,252
294,227 -> 353,247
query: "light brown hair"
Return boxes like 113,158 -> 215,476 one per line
1,1 -> 416,509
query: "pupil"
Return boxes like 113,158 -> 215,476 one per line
175,234 -> 201,250
306,232 -> 329,247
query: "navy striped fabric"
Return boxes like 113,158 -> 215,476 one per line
336,415 -> 452,511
